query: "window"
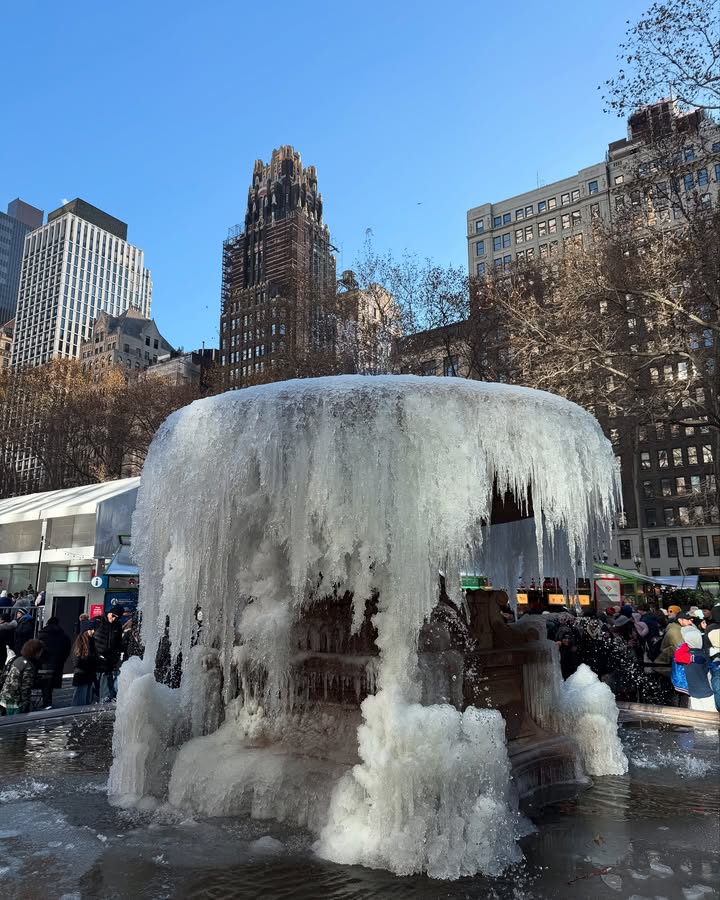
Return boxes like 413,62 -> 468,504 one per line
648,537 -> 660,558
642,480 -> 654,499
494,258 -> 503,268
614,174 -> 624,185
515,229 -> 524,244
650,367 -> 660,384
561,214 -> 571,230
645,508 -> 657,527
697,535 -> 709,556
697,168 -> 709,186
688,446 -> 698,465
502,233 -> 511,248
673,448 -> 684,467
571,210 -> 581,226
666,537 -> 678,558
664,508 -> 676,527
475,220 -> 484,233
476,240 -> 485,256
571,189 -> 580,202
516,208 -> 524,221
538,221 -> 547,237
703,444 -> 713,464
524,225 -> 533,240
640,451 -> 651,469
503,213 -> 511,224
503,254 -> 512,268
678,507 -> 690,526
588,180 -> 599,195
683,173 -> 694,192
661,478 -> 673,496
561,192 -> 570,206
681,536 -> 693,557
619,539 -> 632,560
590,203 -> 600,218
476,262 -> 486,276
493,216 -> 502,228
524,205 -> 532,216
145,336 -> 150,346
493,236 -> 502,251
675,477 -> 687,494
658,449 -> 668,468
123,343 -> 129,353
684,146 -> 695,162
538,200 -> 546,212
547,197 -> 557,210
548,218 -> 557,233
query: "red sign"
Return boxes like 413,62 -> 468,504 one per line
90,604 -> 104,619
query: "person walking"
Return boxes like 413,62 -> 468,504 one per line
94,606 -> 125,701
71,621 -> 100,706
36,617 -> 72,709
706,627 -> 720,712
0,639 -> 45,715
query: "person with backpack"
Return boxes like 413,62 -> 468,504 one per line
36,617 -> 72,709
0,639 -> 45,715
673,625 -> 715,712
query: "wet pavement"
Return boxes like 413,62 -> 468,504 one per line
0,716 -> 717,899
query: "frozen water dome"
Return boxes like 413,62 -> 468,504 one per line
109,375 -> 621,879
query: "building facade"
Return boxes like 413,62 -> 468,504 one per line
0,318 -> 13,369
80,308 -> 174,377
0,199 -> 44,326
220,146 -> 336,388
466,103 -> 720,578
146,348 -> 219,386
11,199 -> 152,369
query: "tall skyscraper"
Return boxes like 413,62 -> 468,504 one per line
220,146 -> 336,388
11,198 -> 152,368
0,199 -> 43,326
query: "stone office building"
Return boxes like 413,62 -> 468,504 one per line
465,102 -> 720,578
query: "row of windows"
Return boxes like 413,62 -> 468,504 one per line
642,474 -> 716,498
640,445 -> 714,469
643,505 -> 719,528
477,210 -> 594,256
620,533 -> 720,560
475,180 -> 604,233
634,414 -> 709,444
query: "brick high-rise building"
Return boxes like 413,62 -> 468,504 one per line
220,146 -> 336,388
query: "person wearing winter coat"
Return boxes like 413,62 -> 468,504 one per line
655,610 -> 695,671
0,639 -> 45,714
36,617 -> 72,709
707,628 -> 720,713
674,626 -> 716,712
0,590 -> 12,609
93,606 -> 125,701
71,621 -> 100,706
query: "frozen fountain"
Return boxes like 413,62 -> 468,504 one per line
109,375 -> 628,880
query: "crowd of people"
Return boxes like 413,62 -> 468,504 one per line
539,598 -> 720,712
0,605 -> 139,715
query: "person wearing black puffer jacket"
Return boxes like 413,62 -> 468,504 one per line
36,617 -> 72,709
93,606 -> 125,701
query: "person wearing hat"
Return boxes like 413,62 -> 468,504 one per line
667,604 -> 682,619
93,605 -> 125,702
655,610 -> 696,673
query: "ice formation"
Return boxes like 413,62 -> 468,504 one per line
109,375 -> 622,879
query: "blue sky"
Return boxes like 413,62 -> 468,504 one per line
2,0 -> 649,351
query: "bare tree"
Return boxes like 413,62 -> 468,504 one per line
603,0 -> 720,114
